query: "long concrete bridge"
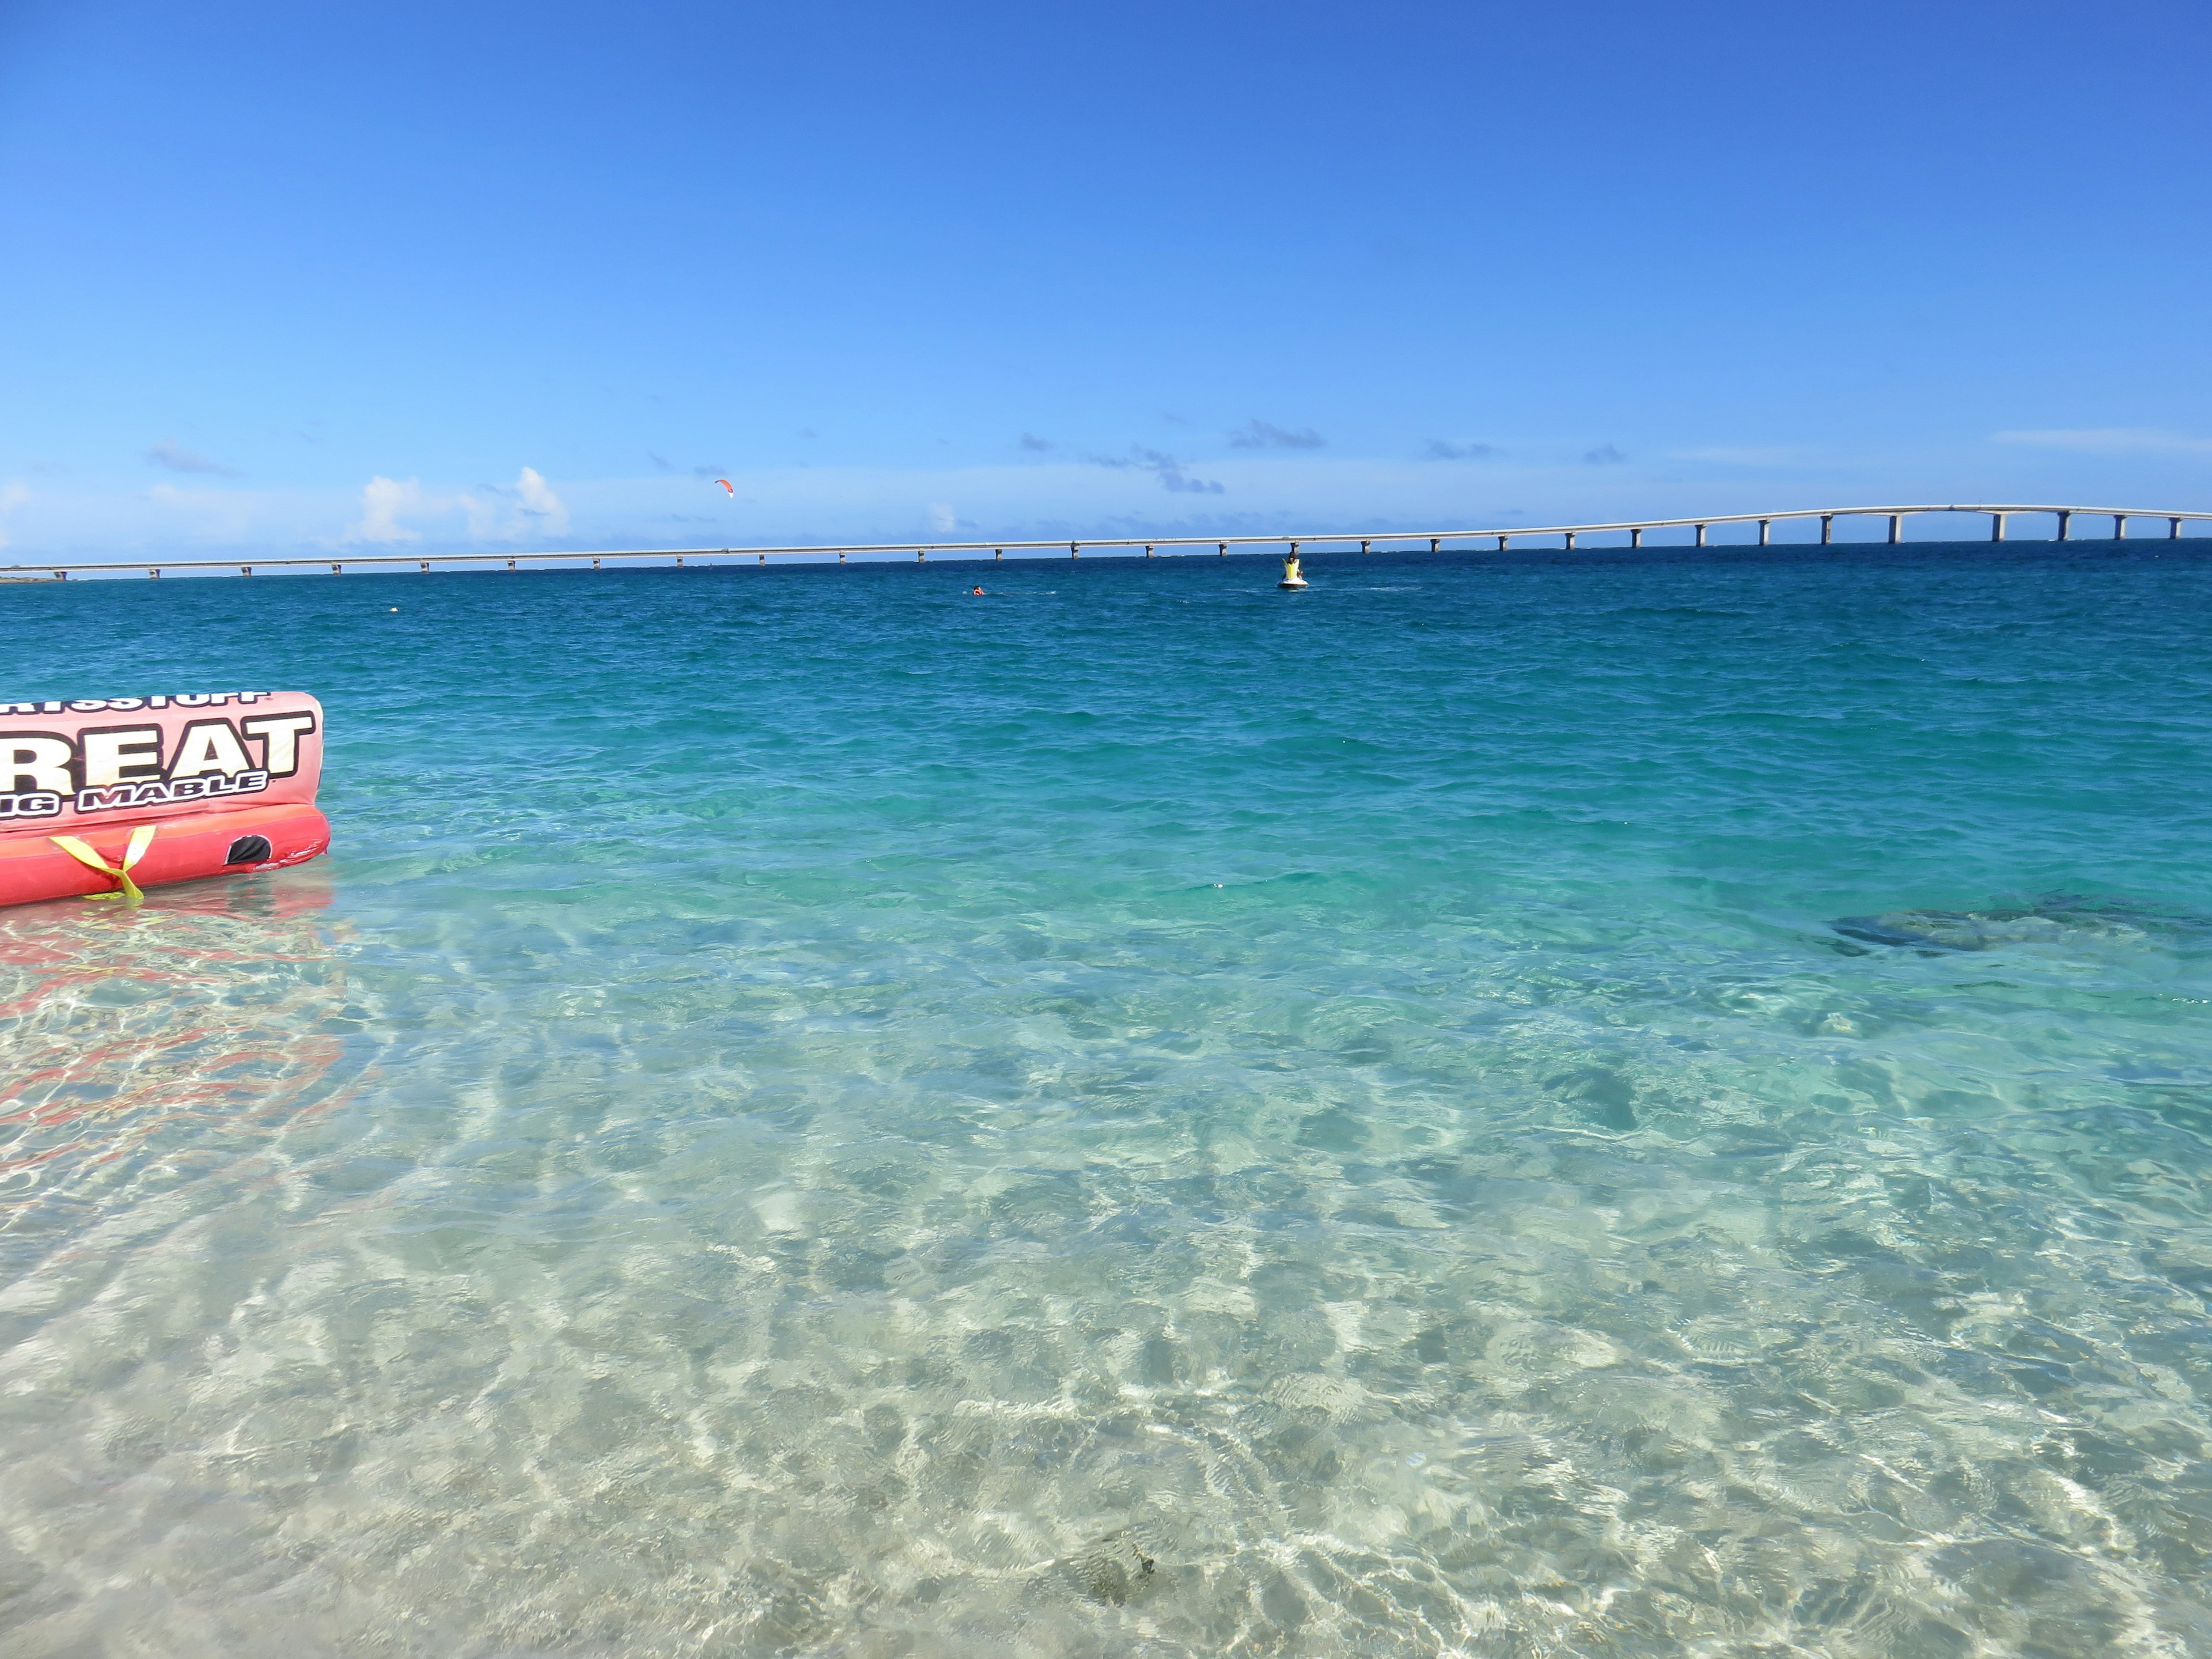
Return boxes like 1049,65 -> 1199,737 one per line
5,502 -> 2207,579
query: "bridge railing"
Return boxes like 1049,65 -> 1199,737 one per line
3,503 -> 2206,579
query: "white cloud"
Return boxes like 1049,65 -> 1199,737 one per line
1991,428 -> 2212,456
351,475 -> 429,543
513,466 -> 569,536
348,467 -> 567,546
927,502 -> 957,534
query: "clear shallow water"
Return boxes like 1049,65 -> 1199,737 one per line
2,544 -> 2211,1657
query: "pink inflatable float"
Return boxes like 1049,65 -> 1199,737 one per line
0,691 -> 329,907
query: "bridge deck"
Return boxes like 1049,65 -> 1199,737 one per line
5,503 -> 2207,578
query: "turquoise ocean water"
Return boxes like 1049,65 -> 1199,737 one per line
3,544 -> 2211,1656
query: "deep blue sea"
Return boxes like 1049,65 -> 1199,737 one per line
3,543 -> 2210,1657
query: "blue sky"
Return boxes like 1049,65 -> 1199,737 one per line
2,0 -> 2207,559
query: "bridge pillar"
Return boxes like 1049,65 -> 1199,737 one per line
995,548 -> 1003,559
1630,527 -> 1642,547
1361,540 -> 1371,555
1218,543 -> 1226,556
1564,531 -> 1575,550
1070,544 -> 1078,559
1694,524 -> 1706,547
1430,537 -> 1440,554
2171,518 -> 2184,539
2056,510 -> 2071,540
917,549 -> 926,562
1145,544 -> 1154,558
1498,536 -> 1509,551
1886,514 -> 1901,544
1820,514 -> 1833,544
2114,514 -> 2127,540
838,551 -> 846,563
758,552 -> 766,564
149,568 -> 160,578
1991,513 -> 2006,542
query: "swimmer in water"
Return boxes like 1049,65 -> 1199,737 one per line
972,585 -> 986,596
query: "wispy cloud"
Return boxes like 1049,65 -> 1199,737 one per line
1425,440 -> 1497,461
1584,444 -> 1626,465
927,503 -> 957,534
1230,419 -> 1325,450
351,476 -> 430,543
1991,427 -> 2212,456
0,481 -> 28,548
145,481 -> 266,541
1087,445 -> 1224,494
691,464 -> 726,479
1018,433 -> 1054,452
459,493 -> 501,540
146,438 -> 240,476
461,468 -> 570,539
1671,445 -> 1804,467
649,452 -> 673,471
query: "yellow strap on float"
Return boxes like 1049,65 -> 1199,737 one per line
49,823 -> 158,905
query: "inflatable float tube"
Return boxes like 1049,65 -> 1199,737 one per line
0,691 -> 329,907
